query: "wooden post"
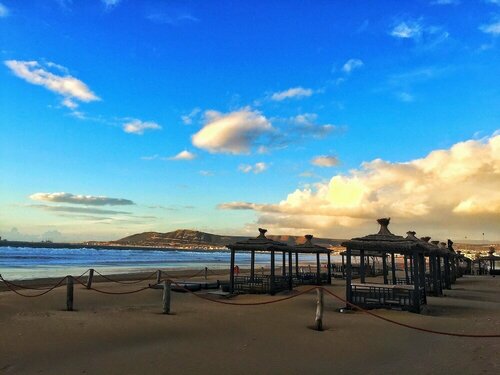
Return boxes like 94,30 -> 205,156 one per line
295,252 -> 299,276
391,253 -> 397,285
316,252 -> 321,285
404,255 -> 409,283
282,252 -> 286,276
66,276 -> 74,311
327,252 -> 332,284
86,268 -> 94,289
156,270 -> 162,284
382,254 -> 388,284
270,250 -> 275,295
412,253 -> 421,314
250,250 -> 255,280
162,280 -> 171,314
230,248 -> 235,293
204,267 -> 208,280
346,247 -> 352,307
341,253 -> 345,279
288,251 -> 293,290
315,288 -> 324,331
360,250 -> 366,283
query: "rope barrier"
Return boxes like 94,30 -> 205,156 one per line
93,270 -> 157,284
168,279 -> 319,305
72,277 -> 156,295
0,269 -> 90,290
1,270 -> 499,337
0,275 -> 68,297
320,288 -> 500,338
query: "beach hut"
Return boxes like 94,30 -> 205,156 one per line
341,218 -> 427,313
480,247 -> 500,276
226,229 -> 332,295
291,235 -> 332,285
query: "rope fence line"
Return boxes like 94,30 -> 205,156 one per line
92,270 -> 158,285
0,271 -> 499,338
0,275 -> 68,297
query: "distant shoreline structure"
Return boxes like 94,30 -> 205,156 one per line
0,240 -> 229,252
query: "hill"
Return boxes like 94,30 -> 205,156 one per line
113,229 -> 345,250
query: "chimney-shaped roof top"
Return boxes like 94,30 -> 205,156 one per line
377,218 -> 392,236
421,236 -> 431,243
257,228 -> 267,239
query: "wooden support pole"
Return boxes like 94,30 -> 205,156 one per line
204,267 -> 208,280
391,253 -> 397,285
315,288 -> 324,331
270,250 -> 275,295
66,276 -> 74,311
360,250 -> 366,283
316,252 -> 321,285
282,252 -> 286,276
250,250 -> 255,280
346,247 -> 352,307
156,270 -> 162,284
382,254 -> 388,284
295,252 -> 299,276
288,251 -> 293,290
162,280 -> 171,314
86,268 -> 94,289
230,249 -> 235,294
327,252 -> 332,284
404,255 -> 409,283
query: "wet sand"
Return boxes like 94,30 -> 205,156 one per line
0,273 -> 498,375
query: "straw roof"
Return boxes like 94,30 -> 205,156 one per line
227,228 -> 293,251
292,235 -> 330,254
341,218 -> 426,254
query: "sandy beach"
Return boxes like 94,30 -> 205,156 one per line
0,272 -> 498,375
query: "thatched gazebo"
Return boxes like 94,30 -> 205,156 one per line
480,247 -> 500,276
341,218 -> 427,313
226,229 -> 332,295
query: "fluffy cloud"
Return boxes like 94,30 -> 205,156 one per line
271,87 -> 314,101
480,20 -> 500,35
0,3 -> 9,17
102,0 -> 121,8
181,107 -> 201,125
30,192 -> 135,206
123,119 -> 161,134
169,150 -> 196,161
311,155 -> 340,167
29,204 -> 131,215
4,60 -> 99,108
390,21 -> 423,39
342,59 -> 364,73
192,108 -> 274,154
238,162 -> 268,174
288,114 -> 338,139
219,134 -> 500,238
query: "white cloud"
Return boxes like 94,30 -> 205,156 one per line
168,150 -> 196,161
30,192 -> 135,206
199,170 -> 214,176
192,108 -> 274,154
0,3 -> 9,17
219,134 -> 500,238
271,87 -> 314,101
431,0 -> 459,5
141,155 -> 159,160
289,113 -> 339,139
311,155 -> 340,167
480,20 -> 500,35
4,60 -> 99,107
147,13 -> 199,25
102,0 -> 121,8
181,107 -> 201,125
342,59 -> 364,73
391,21 -> 423,39
397,92 -> 415,102
238,162 -> 268,174
123,119 -> 161,135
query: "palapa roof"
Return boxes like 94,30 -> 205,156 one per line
341,218 -> 426,254
226,228 -> 293,251
480,247 -> 500,261
292,235 -> 330,254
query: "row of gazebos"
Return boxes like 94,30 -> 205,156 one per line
225,218 -> 497,314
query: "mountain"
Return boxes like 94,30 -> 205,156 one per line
112,229 -> 345,249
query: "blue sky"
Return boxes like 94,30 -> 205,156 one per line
1,0 -> 499,242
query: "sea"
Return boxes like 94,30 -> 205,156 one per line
0,246 -> 337,280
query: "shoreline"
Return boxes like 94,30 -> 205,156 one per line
0,240 -> 229,252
